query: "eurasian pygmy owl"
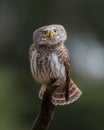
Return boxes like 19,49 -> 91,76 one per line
29,24 -> 82,105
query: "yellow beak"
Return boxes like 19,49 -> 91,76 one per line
48,31 -> 54,38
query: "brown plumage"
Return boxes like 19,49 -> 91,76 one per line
29,25 -> 82,105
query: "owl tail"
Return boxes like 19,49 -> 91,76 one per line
39,79 -> 82,106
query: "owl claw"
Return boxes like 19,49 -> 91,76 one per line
46,78 -> 62,94
51,78 -> 62,86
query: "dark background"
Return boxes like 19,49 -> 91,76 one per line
0,0 -> 104,130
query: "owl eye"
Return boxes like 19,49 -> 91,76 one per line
42,30 -> 48,35
53,29 -> 57,33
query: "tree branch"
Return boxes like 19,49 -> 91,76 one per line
31,84 -> 58,130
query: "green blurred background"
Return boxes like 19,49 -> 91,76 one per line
0,0 -> 104,130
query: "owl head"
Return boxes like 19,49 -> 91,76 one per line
33,24 -> 67,45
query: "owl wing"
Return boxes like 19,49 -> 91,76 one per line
63,47 -> 71,101
29,43 -> 37,60
55,45 -> 71,100
51,45 -> 82,105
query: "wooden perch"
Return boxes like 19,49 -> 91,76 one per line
31,84 -> 58,130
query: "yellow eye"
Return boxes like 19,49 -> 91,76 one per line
53,29 -> 57,33
42,30 -> 48,35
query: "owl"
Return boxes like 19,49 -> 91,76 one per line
29,24 -> 82,105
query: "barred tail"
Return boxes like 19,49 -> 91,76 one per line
39,79 -> 82,106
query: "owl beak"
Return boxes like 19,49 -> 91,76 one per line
48,31 -> 54,38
